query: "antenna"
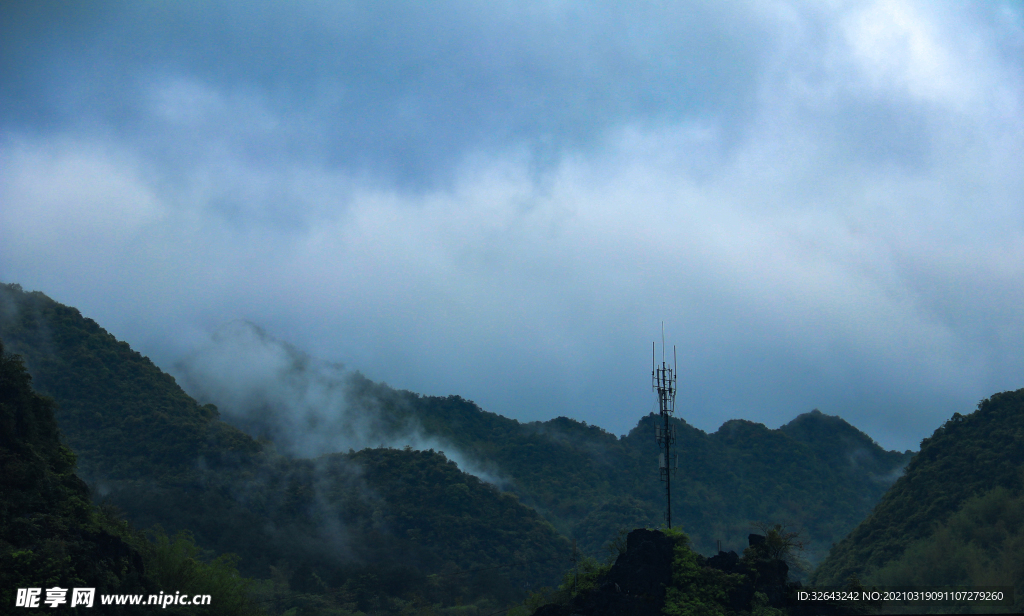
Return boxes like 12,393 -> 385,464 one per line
652,324 -> 679,528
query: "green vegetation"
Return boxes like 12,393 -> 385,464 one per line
751,522 -> 810,580
0,284 -> 261,484
0,283 -> 570,614
343,376 -> 913,566
663,528 -> 746,616
0,339 -> 261,615
813,389 -> 1024,588
523,526 -> 806,616
144,527 -> 263,615
859,485 -> 1024,613
0,282 -> 923,613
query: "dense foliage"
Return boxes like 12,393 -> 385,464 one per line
0,283 -> 570,614
343,374 -> 913,566
863,485 -> 1024,613
524,527 -> 805,616
0,285 -> 260,483
662,529 -> 747,616
0,339 -> 260,615
812,389 -> 1024,587
0,282 -> 915,612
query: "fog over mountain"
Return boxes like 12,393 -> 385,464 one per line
175,320 -> 507,485
2,1 -> 1023,451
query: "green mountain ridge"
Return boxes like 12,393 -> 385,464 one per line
0,338 -> 149,611
0,282 -> 916,612
210,320 -> 912,565
270,368 -> 915,566
0,286 -> 261,483
0,339 -> 261,615
0,283 -> 569,613
813,387 -> 1024,595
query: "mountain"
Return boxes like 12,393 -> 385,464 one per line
0,285 -> 261,484
170,318 -> 912,566
0,283 -> 570,613
226,357 -> 914,568
0,338 -> 150,612
812,388 -> 1024,608
331,380 -> 914,566
0,339 -> 260,615
0,281 -> 914,611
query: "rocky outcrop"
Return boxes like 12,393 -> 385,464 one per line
533,528 -> 674,616
532,529 -> 806,616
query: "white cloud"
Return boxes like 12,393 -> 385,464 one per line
1,1 -> 1022,452
1,137 -> 163,244
842,2 -> 963,104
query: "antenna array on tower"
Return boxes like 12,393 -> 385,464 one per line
652,322 -> 678,528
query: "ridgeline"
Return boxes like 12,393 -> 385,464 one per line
0,339 -> 261,615
2,282 -> 925,613
813,388 -> 1024,612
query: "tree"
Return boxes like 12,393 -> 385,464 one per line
663,528 -> 743,616
749,522 -> 810,576
752,522 -> 804,560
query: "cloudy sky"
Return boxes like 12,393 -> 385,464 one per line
2,1 -> 1022,452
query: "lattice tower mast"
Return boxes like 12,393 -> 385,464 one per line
653,323 -> 678,528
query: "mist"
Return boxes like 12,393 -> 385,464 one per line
2,1 -> 1023,452
173,320 -> 507,485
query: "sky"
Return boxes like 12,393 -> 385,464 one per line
1,1 -> 1022,453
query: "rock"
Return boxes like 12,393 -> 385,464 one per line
530,529 -> 674,616
706,549 -> 740,573
529,528 -> 804,616
604,529 -> 675,600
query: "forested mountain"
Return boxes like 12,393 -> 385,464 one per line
813,388 -> 1024,611
0,338 -> 150,612
0,282 -> 914,612
0,284 -> 569,614
298,369 -> 913,566
0,340 -> 260,615
0,286 -> 262,483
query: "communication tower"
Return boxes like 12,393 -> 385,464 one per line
653,322 -> 678,527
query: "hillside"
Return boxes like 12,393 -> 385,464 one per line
185,319 -> 913,566
0,340 -> 260,615
812,388 -> 1024,600
223,347 -> 913,566
620,412 -> 913,566
0,339 -> 151,612
333,378 -> 913,565
0,285 -> 261,483
0,283 -> 571,613
0,282 -> 914,609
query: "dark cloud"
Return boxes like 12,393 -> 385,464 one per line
1,1 -> 1022,453
2,1 -> 769,188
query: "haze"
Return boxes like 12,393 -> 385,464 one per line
2,1 -> 1022,452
